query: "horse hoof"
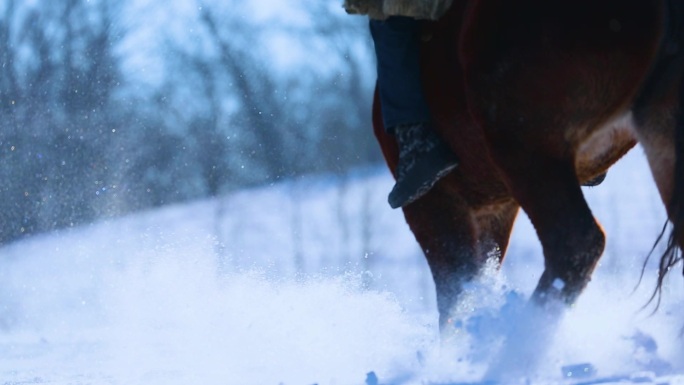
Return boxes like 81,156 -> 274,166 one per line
582,172 -> 607,187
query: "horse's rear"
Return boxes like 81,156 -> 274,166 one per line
461,0 -> 670,303
373,0 -> 684,328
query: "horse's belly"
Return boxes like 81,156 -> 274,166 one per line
575,113 -> 638,183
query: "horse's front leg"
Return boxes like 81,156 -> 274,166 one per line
403,183 -> 518,331
403,183 -> 484,329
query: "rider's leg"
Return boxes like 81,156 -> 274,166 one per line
370,16 -> 459,209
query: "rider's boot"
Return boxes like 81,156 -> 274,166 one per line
388,122 -> 459,208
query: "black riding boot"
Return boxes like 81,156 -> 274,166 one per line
388,122 -> 459,208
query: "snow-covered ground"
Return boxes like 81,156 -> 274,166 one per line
1,149 -> 683,385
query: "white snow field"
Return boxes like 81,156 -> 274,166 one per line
1,149 -> 683,385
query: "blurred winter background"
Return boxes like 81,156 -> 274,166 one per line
0,0 -> 683,384
0,0 -> 378,244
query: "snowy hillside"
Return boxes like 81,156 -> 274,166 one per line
1,149 -> 683,385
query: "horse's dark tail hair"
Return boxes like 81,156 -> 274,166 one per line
648,56 -> 684,309
660,66 -> 684,282
638,76 -> 684,311
636,0 -> 684,310
638,220 -> 681,312
636,220 -> 668,312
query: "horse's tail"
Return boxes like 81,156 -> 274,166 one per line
647,74 -> 684,309
637,0 -> 684,308
655,69 -> 684,299
639,71 -> 684,311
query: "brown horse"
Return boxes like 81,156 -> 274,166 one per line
373,0 -> 684,329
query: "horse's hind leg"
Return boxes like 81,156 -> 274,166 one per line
464,76 -> 609,306
462,0 -> 661,306
490,142 -> 607,305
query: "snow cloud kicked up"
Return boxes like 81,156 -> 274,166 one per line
1,151 -> 683,384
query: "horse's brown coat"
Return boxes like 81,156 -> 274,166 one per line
373,0 -> 683,328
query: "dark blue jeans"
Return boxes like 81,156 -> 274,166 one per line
370,17 -> 431,134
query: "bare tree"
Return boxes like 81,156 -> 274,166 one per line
0,0 -> 123,244
0,0 -> 380,246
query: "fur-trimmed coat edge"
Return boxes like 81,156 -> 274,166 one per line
343,0 -> 454,20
